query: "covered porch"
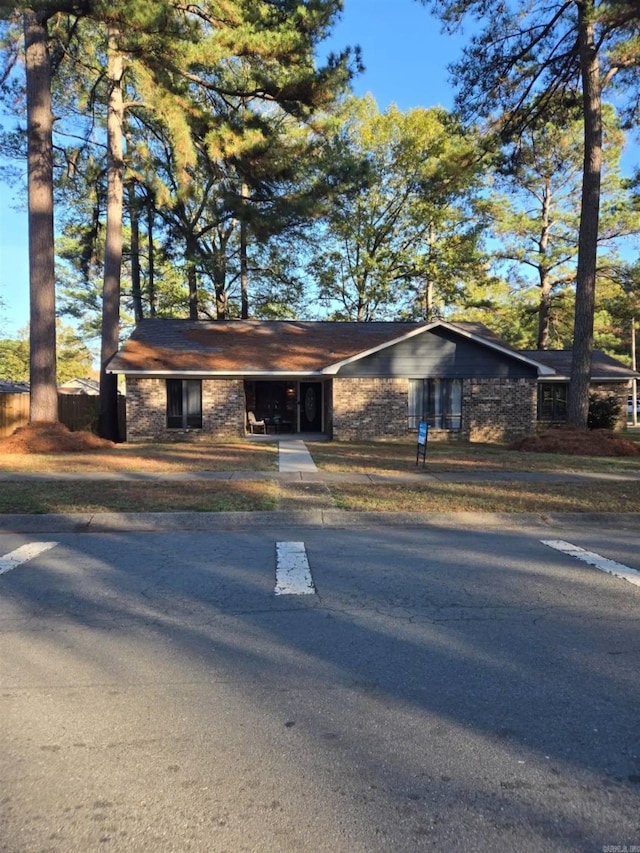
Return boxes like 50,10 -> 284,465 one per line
244,379 -> 330,436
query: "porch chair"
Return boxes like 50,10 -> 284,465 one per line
247,411 -> 266,434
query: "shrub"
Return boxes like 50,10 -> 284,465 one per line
587,393 -> 621,430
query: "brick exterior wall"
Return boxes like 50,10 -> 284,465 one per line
464,377 -> 537,442
332,376 -> 538,442
536,381 -> 630,431
125,377 -> 246,441
124,374 -> 628,444
202,379 -> 246,437
333,378 -> 409,440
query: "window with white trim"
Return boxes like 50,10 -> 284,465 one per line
409,378 -> 462,430
166,379 -> 202,429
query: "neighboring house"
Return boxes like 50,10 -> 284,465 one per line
58,378 -> 100,395
106,319 -> 638,442
0,380 -> 30,393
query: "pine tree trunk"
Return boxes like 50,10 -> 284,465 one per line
424,222 -> 436,321
23,9 -> 58,424
240,182 -> 249,319
187,256 -> 198,319
128,178 -> 143,324
537,180 -> 552,350
537,278 -> 552,350
631,317 -> 637,426
215,284 -> 227,319
424,279 -> 434,321
147,196 -> 156,317
98,30 -> 124,441
184,225 -> 199,318
213,235 -> 228,320
568,0 -> 602,428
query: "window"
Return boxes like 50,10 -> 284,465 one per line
409,378 -> 462,430
538,383 -> 567,421
166,379 -> 202,429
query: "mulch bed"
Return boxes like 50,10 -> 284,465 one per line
510,427 -> 640,457
1,422 -> 638,459
0,422 -> 115,454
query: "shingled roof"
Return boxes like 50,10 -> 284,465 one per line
107,319 -> 422,374
521,349 -> 638,381
106,318 -> 636,380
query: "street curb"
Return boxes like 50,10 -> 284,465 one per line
0,510 -> 639,533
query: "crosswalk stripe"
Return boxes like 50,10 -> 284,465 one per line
275,541 -> 315,595
542,539 -> 640,588
0,542 -> 59,576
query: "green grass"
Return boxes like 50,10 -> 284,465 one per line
1,435 -> 639,515
328,481 -> 640,514
0,440 -> 278,475
308,439 -> 640,475
7,477 -> 637,515
0,480 -> 279,514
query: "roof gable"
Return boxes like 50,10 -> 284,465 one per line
107,320 -> 423,374
109,319 -> 637,382
324,320 -> 554,375
107,318 -> 558,377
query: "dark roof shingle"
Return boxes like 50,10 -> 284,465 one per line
521,350 -> 637,379
108,319 -> 430,373
106,318 -> 638,381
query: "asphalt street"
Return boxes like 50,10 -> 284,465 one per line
1,516 -> 639,852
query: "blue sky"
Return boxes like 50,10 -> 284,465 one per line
0,0 -> 637,337
0,0 -> 462,337
324,0 -> 464,111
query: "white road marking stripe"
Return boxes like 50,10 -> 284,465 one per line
542,539 -> 640,588
275,541 -> 315,595
0,542 -> 58,576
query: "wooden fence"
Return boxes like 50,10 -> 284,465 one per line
0,393 -> 29,439
0,393 -> 126,440
59,394 -> 100,433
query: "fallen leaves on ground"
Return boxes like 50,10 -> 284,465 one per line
510,428 -> 639,457
0,422 -> 115,454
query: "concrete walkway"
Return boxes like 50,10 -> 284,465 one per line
278,440 -> 318,473
275,440 -> 336,510
1,466 -> 638,484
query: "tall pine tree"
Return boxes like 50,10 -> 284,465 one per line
419,0 -> 640,426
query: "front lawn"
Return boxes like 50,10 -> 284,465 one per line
307,437 -> 640,476
0,480 -> 279,514
0,439 -> 278,475
328,480 -> 640,514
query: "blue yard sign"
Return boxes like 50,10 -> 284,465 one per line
416,421 -> 428,467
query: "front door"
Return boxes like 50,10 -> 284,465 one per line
299,382 -> 322,432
